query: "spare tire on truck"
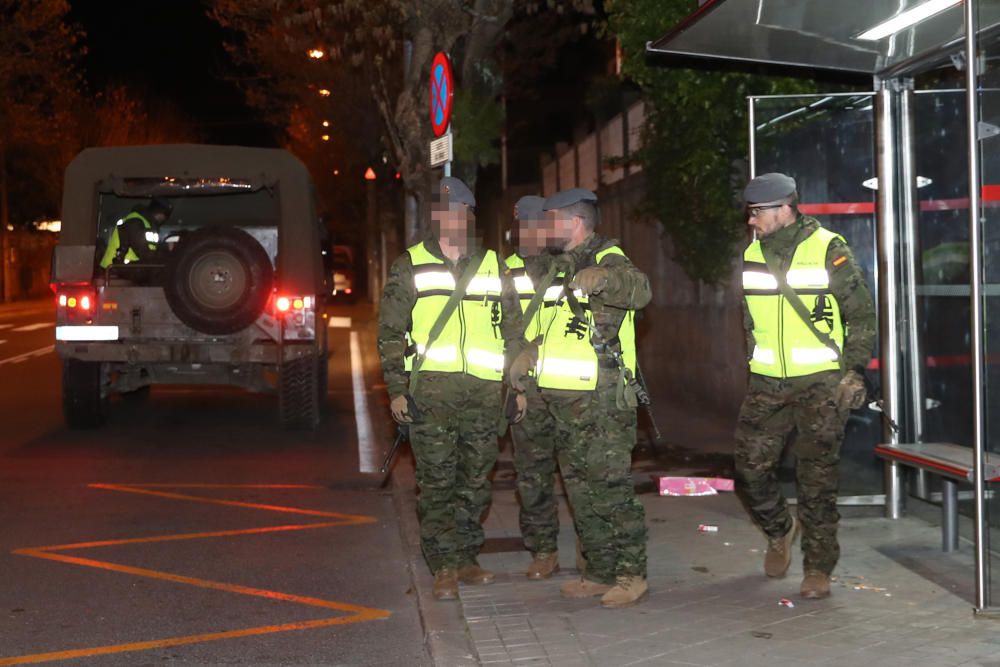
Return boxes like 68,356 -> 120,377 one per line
165,227 -> 273,335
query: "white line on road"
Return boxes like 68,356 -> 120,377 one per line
11,322 -> 54,332
328,316 -> 352,329
0,324 -> 13,330
350,330 -> 378,473
0,345 -> 54,367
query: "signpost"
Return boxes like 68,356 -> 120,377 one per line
429,51 -> 454,175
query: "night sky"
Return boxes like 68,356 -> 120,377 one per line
69,0 -> 278,146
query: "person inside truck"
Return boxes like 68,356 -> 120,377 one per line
99,197 -> 173,269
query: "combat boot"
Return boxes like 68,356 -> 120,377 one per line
800,571 -> 831,599
526,552 -> 560,579
560,577 -> 613,599
600,576 -> 648,609
457,561 -> 495,585
764,515 -> 799,578
433,568 -> 459,600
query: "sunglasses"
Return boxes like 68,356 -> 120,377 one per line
747,203 -> 785,217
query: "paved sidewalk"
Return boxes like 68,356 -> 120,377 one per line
397,404 -> 1000,667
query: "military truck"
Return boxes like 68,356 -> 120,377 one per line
52,145 -> 328,429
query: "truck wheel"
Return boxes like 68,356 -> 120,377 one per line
165,227 -> 273,335
63,360 -> 109,429
279,354 -> 319,430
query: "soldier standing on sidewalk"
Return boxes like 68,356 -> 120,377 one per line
735,172 -> 876,599
508,188 -> 651,608
505,195 -> 563,580
377,177 -> 525,601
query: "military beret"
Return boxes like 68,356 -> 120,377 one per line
542,188 -> 598,211
743,172 -> 797,204
514,195 -> 545,220
439,176 -> 476,208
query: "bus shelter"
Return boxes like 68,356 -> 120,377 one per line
649,0 -> 1000,612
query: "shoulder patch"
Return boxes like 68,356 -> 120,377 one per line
832,255 -> 848,267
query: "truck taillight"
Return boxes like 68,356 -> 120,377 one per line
273,294 -> 314,317
55,284 -> 96,322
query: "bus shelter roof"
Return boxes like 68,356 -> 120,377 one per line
647,0 -> 1000,78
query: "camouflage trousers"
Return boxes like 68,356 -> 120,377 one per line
529,372 -> 647,584
410,372 -> 502,574
734,371 -> 849,575
511,377 -> 561,556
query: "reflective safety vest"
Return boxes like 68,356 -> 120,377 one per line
535,246 -> 637,391
505,253 -> 556,341
99,211 -> 158,269
743,227 -> 845,378
405,242 -> 505,382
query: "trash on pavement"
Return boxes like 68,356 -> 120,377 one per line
778,598 -> 795,608
658,477 -> 735,496
697,524 -> 719,533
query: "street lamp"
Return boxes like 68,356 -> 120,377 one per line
308,48 -> 325,59
322,120 -> 330,128
318,89 -> 331,97
321,134 -> 330,142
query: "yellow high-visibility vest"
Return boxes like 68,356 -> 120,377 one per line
405,242 -> 505,382
505,253 -> 553,341
535,246 -> 637,391
743,227 -> 845,378
99,211 -> 157,269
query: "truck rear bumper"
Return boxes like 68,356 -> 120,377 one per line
56,339 -> 315,365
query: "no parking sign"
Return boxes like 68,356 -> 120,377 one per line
429,52 -> 454,138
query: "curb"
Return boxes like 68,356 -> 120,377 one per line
389,451 -> 479,666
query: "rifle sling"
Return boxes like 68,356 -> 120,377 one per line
760,248 -> 845,372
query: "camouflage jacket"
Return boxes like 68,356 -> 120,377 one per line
742,215 -> 876,376
557,233 -> 652,349
377,238 -> 525,400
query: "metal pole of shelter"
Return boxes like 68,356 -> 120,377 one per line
899,83 -> 930,499
747,97 -> 756,178
965,0 -> 990,613
876,81 -> 903,520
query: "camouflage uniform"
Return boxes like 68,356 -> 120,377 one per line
533,234 -> 652,584
735,215 -> 876,575
509,253 -> 560,556
378,239 -> 523,573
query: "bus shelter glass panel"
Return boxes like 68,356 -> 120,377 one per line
911,83 -> 1000,532
750,94 -> 880,497
912,90 -> 974,451
975,4 -> 1000,604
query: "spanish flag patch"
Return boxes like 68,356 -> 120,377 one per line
832,255 -> 848,267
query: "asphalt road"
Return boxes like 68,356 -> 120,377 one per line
0,300 -> 429,666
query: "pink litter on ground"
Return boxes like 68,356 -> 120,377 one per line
658,477 -> 735,496
778,598 -> 795,608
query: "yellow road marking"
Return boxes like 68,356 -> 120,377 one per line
4,484 -> 391,665
88,483 -> 375,519
0,615 -> 385,666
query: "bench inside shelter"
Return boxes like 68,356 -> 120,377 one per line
875,442 -> 1000,552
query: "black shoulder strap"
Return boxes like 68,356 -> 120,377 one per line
520,261 -> 560,335
409,250 -> 486,395
760,247 -> 845,372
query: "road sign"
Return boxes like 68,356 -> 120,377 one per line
429,133 -> 453,167
429,52 -> 454,138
